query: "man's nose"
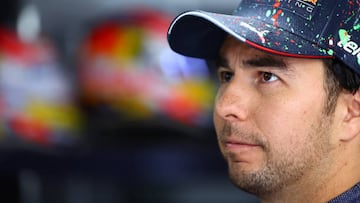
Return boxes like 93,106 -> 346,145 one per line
214,80 -> 253,122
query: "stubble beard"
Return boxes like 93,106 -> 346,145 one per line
220,112 -> 335,198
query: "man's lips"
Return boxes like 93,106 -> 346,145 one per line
221,138 -> 263,163
222,139 -> 261,152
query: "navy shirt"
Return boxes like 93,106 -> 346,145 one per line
328,183 -> 360,203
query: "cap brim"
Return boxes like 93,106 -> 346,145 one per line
168,10 -> 332,59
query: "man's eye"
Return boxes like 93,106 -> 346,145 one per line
261,72 -> 278,83
218,71 -> 234,83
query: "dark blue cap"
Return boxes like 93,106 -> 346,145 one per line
168,0 -> 360,74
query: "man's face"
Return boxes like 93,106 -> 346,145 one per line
213,37 -> 338,197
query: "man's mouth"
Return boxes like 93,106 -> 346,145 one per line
222,138 -> 261,151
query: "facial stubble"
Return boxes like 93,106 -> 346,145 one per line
218,112 -> 335,198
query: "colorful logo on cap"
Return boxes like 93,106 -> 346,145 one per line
337,29 -> 360,65
290,0 -> 317,15
303,0 -> 317,5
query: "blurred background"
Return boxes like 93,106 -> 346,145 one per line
0,0 -> 260,202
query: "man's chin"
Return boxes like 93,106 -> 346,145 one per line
227,164 -> 275,196
226,157 -> 263,175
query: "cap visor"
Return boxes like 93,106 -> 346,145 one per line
168,10 -> 331,59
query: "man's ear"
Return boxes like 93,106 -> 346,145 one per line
342,90 -> 360,141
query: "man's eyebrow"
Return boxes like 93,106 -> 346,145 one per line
244,55 -> 287,69
215,55 -> 230,68
215,54 -> 289,71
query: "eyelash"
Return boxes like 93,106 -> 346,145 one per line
217,70 -> 279,84
260,72 -> 279,83
217,70 -> 234,83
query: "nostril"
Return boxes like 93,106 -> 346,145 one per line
224,113 -> 240,122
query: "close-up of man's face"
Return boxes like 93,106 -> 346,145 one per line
213,36 -> 342,198
167,0 -> 360,201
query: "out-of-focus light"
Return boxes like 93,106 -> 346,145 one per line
0,28 -> 82,146
16,4 -> 41,43
78,9 -> 215,126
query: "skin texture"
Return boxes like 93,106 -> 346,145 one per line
213,36 -> 360,203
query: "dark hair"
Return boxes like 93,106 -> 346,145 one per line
323,58 -> 360,115
325,58 -> 360,94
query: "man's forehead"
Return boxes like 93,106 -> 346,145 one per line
219,36 -> 287,65
219,36 -> 326,69
221,36 -> 279,57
